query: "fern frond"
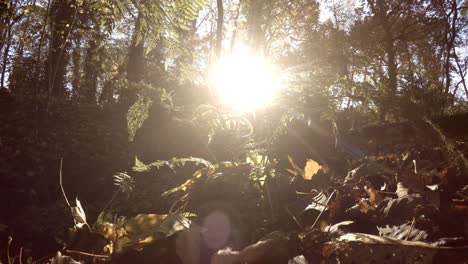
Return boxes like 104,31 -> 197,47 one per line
113,172 -> 136,194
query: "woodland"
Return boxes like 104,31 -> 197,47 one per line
1,0 -> 468,263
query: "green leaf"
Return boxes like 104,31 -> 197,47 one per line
132,156 -> 149,172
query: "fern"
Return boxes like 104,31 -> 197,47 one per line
194,104 -> 254,143
131,156 -> 212,173
136,0 -> 209,59
127,95 -> 152,141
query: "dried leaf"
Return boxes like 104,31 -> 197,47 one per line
289,255 -> 309,264
49,251 -> 82,264
396,182 -> 409,198
333,232 -> 438,261
344,164 -> 364,183
304,192 -> 328,212
71,198 -> 88,229
364,186 -> 383,207
377,222 -> 428,241
303,159 -> 322,180
425,184 -> 439,191
325,221 -> 354,234
380,182 -> 387,191
211,248 -> 242,264
357,199 -> 373,214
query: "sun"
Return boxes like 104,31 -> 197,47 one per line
210,45 -> 283,113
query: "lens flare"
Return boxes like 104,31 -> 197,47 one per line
210,45 -> 283,112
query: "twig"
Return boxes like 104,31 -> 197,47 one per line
19,247 -> 23,264
65,250 -> 109,259
377,191 -> 398,196
311,190 -> 336,229
405,217 -> 415,241
59,158 -> 71,207
7,237 -> 12,264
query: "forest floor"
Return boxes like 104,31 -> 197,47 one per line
1,111 -> 468,264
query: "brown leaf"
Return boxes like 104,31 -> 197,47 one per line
358,199 -> 373,214
211,248 -> 242,264
377,222 -> 428,241
396,182 -> 409,198
364,186 -> 383,207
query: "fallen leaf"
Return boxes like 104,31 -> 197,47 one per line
303,159 -> 322,180
357,199 -> 373,214
344,164 -> 364,183
396,182 -> 409,198
304,192 -> 328,212
211,248 -> 242,264
365,186 -> 383,207
325,221 -> 354,234
50,251 -> 82,264
71,198 -> 88,229
289,255 -> 309,264
425,184 -> 439,191
377,222 -> 428,241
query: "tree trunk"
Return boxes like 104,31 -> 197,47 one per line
453,47 -> 468,98
46,0 -> 77,99
35,0 -> 51,95
0,23 -> 12,89
444,0 -> 458,95
127,11 -> 145,83
71,34 -> 82,101
82,24 -> 102,104
384,29 -> 397,95
230,0 -> 242,52
215,0 -> 224,58
0,0 -> 19,89
247,0 -> 265,51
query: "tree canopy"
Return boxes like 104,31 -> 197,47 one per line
0,0 -> 467,124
